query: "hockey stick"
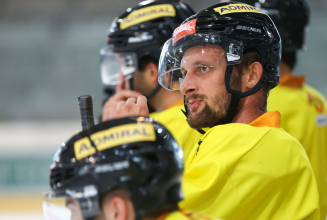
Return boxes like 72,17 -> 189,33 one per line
78,94 -> 95,131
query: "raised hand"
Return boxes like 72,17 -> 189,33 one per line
102,73 -> 141,121
108,95 -> 149,120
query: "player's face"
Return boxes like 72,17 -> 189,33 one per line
132,70 -> 153,96
180,44 -> 242,129
132,63 -> 159,98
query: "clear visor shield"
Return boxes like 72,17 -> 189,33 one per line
100,47 -> 138,85
43,185 -> 99,220
43,192 -> 77,220
158,33 -> 244,91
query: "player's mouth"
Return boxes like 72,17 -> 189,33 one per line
189,100 -> 203,110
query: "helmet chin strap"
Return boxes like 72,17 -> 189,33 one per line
223,65 -> 268,123
145,84 -> 162,99
223,65 -> 242,124
222,93 -> 241,124
129,77 -> 134,90
128,76 -> 161,99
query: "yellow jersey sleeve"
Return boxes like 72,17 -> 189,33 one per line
150,104 -> 202,164
268,83 -> 327,220
180,122 -> 320,220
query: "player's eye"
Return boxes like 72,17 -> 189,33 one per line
181,68 -> 187,77
200,66 -> 210,72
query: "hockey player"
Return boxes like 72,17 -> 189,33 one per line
239,0 -> 327,218
108,2 -> 320,219
100,0 -> 202,164
43,117 -> 217,220
252,1 -> 327,219
222,0 -> 327,218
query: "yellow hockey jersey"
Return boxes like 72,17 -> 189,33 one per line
180,111 -> 320,220
268,74 -> 327,220
157,210 -> 218,220
150,100 -> 203,164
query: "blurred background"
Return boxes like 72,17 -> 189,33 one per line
0,0 -> 326,219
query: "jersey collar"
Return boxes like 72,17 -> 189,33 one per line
170,99 -> 184,109
156,212 -> 170,220
249,111 -> 281,128
279,74 -> 306,88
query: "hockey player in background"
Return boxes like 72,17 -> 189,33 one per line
241,0 -> 327,218
100,0 -> 202,164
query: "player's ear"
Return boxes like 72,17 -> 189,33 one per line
102,196 -> 128,220
241,61 -> 263,91
145,62 -> 159,84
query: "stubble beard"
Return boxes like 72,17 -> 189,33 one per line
186,74 -> 243,130
186,92 -> 231,130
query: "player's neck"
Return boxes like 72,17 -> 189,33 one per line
231,92 -> 266,124
148,88 -> 183,113
279,61 -> 293,78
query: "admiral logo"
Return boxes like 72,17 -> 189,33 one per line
236,25 -> 261,33
74,123 -> 156,160
214,4 -> 266,15
75,138 -> 96,160
128,35 -> 154,43
120,4 -> 175,30
173,19 -> 197,44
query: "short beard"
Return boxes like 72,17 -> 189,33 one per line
186,93 -> 231,130
186,73 -> 243,130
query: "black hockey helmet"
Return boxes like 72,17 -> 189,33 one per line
45,117 -> 183,220
242,0 -> 310,52
100,0 -> 196,99
158,2 -> 281,125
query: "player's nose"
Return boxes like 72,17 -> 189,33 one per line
180,70 -> 199,96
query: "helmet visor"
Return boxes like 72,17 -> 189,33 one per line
100,46 -> 138,85
43,192 -> 80,220
43,185 -> 99,220
158,33 -> 243,91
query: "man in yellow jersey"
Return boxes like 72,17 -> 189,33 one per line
108,2 -> 320,220
100,0 -> 202,163
240,1 -> 326,219
223,1 -> 327,218
43,117 -> 218,220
